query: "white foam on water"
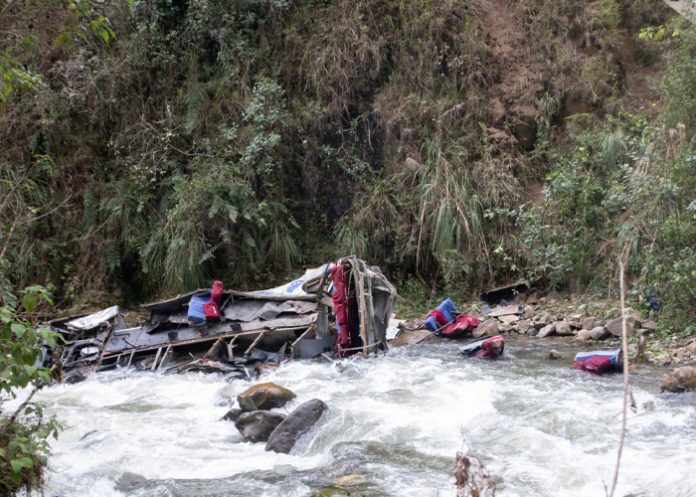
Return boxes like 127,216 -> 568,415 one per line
33,341 -> 696,497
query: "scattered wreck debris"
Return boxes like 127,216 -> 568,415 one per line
571,349 -> 622,375
480,280 -> 530,306
461,336 -> 505,359
330,256 -> 397,357
425,299 -> 480,338
46,258 -> 398,382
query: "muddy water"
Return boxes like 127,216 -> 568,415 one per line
35,338 -> 696,497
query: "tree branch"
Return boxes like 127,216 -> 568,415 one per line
608,247 -> 631,497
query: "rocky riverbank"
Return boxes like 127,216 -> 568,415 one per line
395,292 -> 696,393
466,293 -> 696,367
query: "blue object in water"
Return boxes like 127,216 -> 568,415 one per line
188,293 -> 210,324
437,298 -> 458,322
425,299 -> 460,332
425,315 -> 439,332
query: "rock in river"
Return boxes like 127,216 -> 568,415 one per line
661,366 -> 696,393
238,382 -> 296,411
266,399 -> 327,454
235,410 -> 286,443
222,408 -> 243,422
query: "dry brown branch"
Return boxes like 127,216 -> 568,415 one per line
607,247 -> 631,497
455,450 -> 495,497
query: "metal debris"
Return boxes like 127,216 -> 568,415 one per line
46,259 -> 397,382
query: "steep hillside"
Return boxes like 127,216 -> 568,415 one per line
2,0 -> 693,330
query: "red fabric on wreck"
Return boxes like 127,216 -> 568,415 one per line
211,280 -> 223,306
330,264 -> 353,355
205,280 -> 224,322
571,356 -> 613,375
429,309 -> 448,327
441,314 -> 480,338
473,335 -> 504,358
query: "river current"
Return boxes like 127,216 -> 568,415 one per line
34,338 -> 696,497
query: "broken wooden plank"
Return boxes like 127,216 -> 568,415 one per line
126,350 -> 135,368
158,345 -> 173,371
103,325 -> 309,357
291,325 -> 315,347
203,337 -> 225,360
244,331 -> 267,356
226,336 -> 237,361
151,347 -> 163,371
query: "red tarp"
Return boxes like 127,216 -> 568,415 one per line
331,264 -> 354,356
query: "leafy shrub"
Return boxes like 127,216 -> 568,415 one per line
0,281 -> 59,496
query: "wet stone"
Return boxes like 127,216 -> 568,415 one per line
605,317 -> 634,337
222,408 -> 243,422
473,319 -> 499,338
582,317 -> 600,330
661,366 -> 696,393
517,319 -> 531,334
115,472 -> 148,492
235,410 -> 286,443
537,324 -> 556,338
549,350 -> 563,360
555,322 -> 573,336
589,326 -> 609,340
238,382 -> 296,411
266,399 -> 327,454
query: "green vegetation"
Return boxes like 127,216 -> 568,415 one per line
2,1 -> 696,492
0,281 -> 59,496
0,0 -> 696,334
0,0 -> 622,297
0,2 -> 693,323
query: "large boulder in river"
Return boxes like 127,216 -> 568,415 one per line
473,319 -> 499,338
237,382 -> 296,411
222,408 -> 243,422
235,410 -> 286,443
661,366 -> 696,393
265,399 -> 327,454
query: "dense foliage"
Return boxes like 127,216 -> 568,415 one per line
0,0 -> 638,295
0,279 -> 59,496
0,0 -> 693,334
1,2 -> 695,492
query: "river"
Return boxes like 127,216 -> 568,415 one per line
34,337 -> 696,497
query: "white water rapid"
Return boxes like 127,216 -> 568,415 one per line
34,338 -> 696,497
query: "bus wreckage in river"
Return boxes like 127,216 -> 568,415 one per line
45,257 -> 398,383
